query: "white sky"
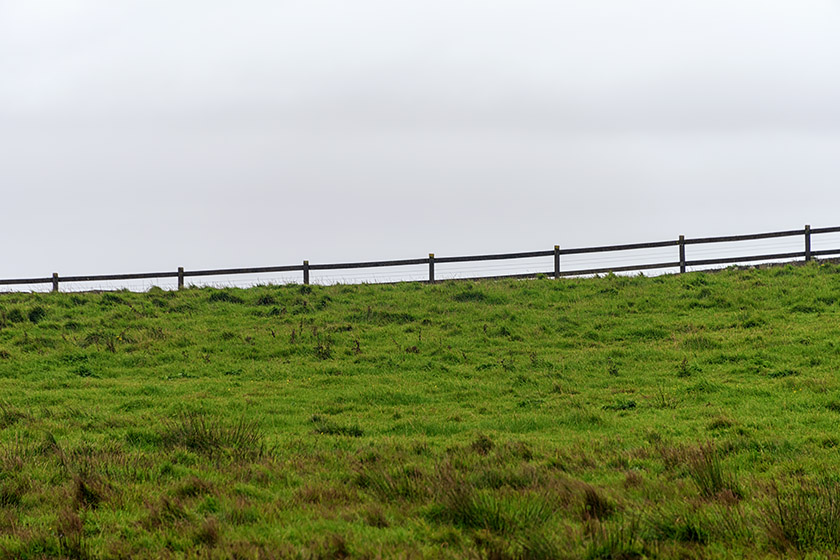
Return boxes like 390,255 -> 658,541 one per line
2,1 -> 840,286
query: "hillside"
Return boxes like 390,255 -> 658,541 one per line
1,264 -> 840,558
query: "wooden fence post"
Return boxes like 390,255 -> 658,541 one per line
52,273 -> 59,293
554,245 -> 560,279
303,261 -> 310,285
805,225 -> 812,262
428,254 -> 435,283
679,235 -> 686,273
177,267 -> 184,290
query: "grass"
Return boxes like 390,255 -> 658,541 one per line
0,262 -> 840,557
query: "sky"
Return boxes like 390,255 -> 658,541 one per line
2,1 -> 840,287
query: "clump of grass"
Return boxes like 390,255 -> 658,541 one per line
27,306 -> 47,324
143,496 -> 190,529
207,291 -> 244,304
706,415 -> 735,431
585,519 -> 643,560
310,415 -> 363,437
55,507 -> 88,560
768,368 -> 798,379
175,476 -> 215,499
193,517 -> 220,548
0,402 -> 31,429
582,484 -> 614,521
764,478 -> 840,552
306,534 -> 349,559
470,434 -> 494,455
254,294 -> 277,306
646,506 -> 710,544
314,335 -> 333,360
681,334 -> 719,351
453,290 -> 488,303
676,358 -> 701,378
685,443 -> 741,499
602,399 -> 636,411
5,308 -> 25,323
0,477 -> 29,507
653,384 -> 677,409
161,411 -> 267,460
431,485 -> 552,535
355,463 -> 428,501
73,472 -> 110,510
362,504 -> 390,528
100,293 -> 126,306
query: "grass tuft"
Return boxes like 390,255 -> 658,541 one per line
765,478 -> 840,552
685,442 -> 741,500
161,411 -> 267,460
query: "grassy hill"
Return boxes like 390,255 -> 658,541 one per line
1,263 -> 840,558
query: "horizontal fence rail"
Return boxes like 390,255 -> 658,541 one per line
2,224 -> 839,292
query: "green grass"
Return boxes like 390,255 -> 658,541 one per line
1,263 -> 840,557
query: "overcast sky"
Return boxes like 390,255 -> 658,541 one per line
2,1 -> 840,286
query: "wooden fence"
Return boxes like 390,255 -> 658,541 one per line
2,224 -> 839,292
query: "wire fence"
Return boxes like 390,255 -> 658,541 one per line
1,224 -> 838,293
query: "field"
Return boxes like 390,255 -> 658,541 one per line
2,263 -> 840,558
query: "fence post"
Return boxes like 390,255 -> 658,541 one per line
177,267 -> 184,290
52,273 -> 59,293
554,245 -> 560,279
303,261 -> 310,285
428,253 -> 435,283
805,225 -> 812,262
679,235 -> 686,274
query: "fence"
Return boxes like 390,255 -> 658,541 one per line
2,224 -> 839,292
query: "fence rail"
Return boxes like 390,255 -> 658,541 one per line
2,224 -> 838,292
